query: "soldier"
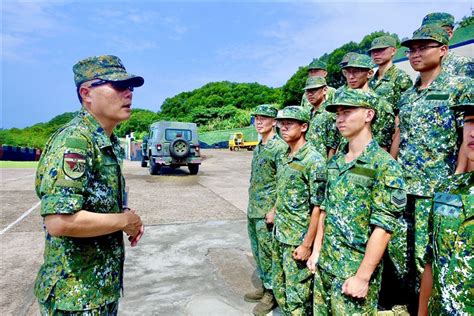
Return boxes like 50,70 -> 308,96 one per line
313,89 -> 406,315
34,55 -> 145,315
301,58 -> 336,110
418,93 -> 474,315
421,12 -> 473,77
272,106 -> 326,315
303,76 -> 339,159
336,53 -> 396,151
245,104 -> 287,316
394,25 -> 473,314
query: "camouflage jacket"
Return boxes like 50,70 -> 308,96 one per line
248,134 -> 287,218
275,142 -> 326,246
306,101 -> 339,158
397,71 -> 472,197
442,50 -> 474,78
318,140 -> 406,279
301,85 -> 336,110
425,172 -> 473,315
335,86 -> 395,149
369,64 -> 413,110
34,108 -> 125,310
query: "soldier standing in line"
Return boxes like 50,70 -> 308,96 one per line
421,12 -> 473,77
245,104 -> 287,316
303,76 -> 339,160
272,106 -> 326,316
418,92 -> 474,316
301,58 -> 336,110
34,55 -> 145,315
393,25 -> 473,314
312,89 -> 406,315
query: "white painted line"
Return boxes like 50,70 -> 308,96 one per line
1,173 -> 35,182
0,201 -> 41,235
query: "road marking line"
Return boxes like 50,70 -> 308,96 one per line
1,173 -> 35,182
0,201 -> 40,235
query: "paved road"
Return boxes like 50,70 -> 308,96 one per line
0,149 -> 280,315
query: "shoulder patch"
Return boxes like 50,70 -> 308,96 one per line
63,152 -> 86,179
391,189 -> 407,208
65,137 -> 88,150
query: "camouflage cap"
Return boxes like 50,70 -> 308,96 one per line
325,88 -> 377,113
451,89 -> 474,114
251,104 -> 278,118
401,25 -> 449,47
368,36 -> 397,52
342,53 -> 374,69
276,106 -> 310,123
339,52 -> 358,67
308,58 -> 327,71
73,55 -> 144,87
421,12 -> 455,28
303,76 -> 327,90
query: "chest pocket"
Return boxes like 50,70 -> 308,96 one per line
347,166 -> 375,187
433,193 -> 462,218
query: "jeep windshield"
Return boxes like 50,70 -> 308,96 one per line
165,129 -> 192,141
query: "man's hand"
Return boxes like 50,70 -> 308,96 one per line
306,251 -> 319,273
342,275 -> 369,299
292,244 -> 311,261
128,224 -> 144,247
123,209 -> 143,239
265,209 -> 275,224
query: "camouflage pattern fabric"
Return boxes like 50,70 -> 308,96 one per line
369,64 -> 413,108
272,241 -> 313,316
306,101 -> 339,158
274,142 -> 326,246
342,53 -> 375,70
425,172 -> 473,315
421,12 -> 455,28
318,140 -> 406,280
277,105 -> 311,123
308,58 -> 327,71
313,266 -> 382,316
301,86 -> 336,110
401,25 -> 449,47
442,50 -> 474,78
251,104 -> 279,118
248,218 -> 274,290
35,108 -> 125,311
39,300 -> 119,316
368,35 -> 397,51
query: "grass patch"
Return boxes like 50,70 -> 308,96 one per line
0,161 -> 38,168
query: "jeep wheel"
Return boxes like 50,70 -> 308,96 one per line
149,158 -> 160,175
141,155 -> 148,167
170,139 -> 190,158
188,164 -> 199,175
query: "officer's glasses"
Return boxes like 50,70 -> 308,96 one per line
405,45 -> 442,56
90,80 -> 134,92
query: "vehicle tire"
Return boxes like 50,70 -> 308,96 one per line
188,164 -> 199,175
149,157 -> 160,175
141,155 -> 148,167
170,139 -> 190,158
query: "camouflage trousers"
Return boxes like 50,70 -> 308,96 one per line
313,266 -> 381,316
39,300 -> 118,316
247,217 -> 274,289
272,241 -> 313,316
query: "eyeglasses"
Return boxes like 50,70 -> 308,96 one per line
89,80 -> 134,92
405,45 -> 442,56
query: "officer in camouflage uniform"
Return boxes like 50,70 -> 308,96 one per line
418,93 -> 474,316
301,58 -> 336,110
335,53 -> 396,151
421,12 -> 473,77
314,89 -> 406,316
35,55 -> 145,315
245,104 -> 287,316
272,106 -> 326,315
394,25 -> 473,314
303,76 -> 339,159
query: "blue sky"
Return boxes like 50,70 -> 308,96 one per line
1,0 -> 471,128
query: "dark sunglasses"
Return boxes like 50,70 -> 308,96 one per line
90,80 -> 134,92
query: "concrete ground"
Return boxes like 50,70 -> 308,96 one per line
0,149 -> 282,315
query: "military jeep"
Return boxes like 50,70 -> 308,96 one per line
141,121 -> 201,175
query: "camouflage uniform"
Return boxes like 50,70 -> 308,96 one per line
369,64 -> 413,108
425,172 -> 473,315
317,91 -> 406,315
272,106 -> 327,316
248,105 -> 287,290
35,55 -> 144,314
301,58 -> 336,110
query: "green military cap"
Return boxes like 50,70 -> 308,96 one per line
326,88 -> 377,113
308,58 -> 327,71
73,55 -> 144,87
276,106 -> 310,123
303,76 -> 327,90
368,36 -> 397,52
451,89 -> 474,115
421,12 -> 455,28
339,52 -> 358,67
342,53 -> 374,69
401,25 -> 449,47
251,104 -> 278,118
